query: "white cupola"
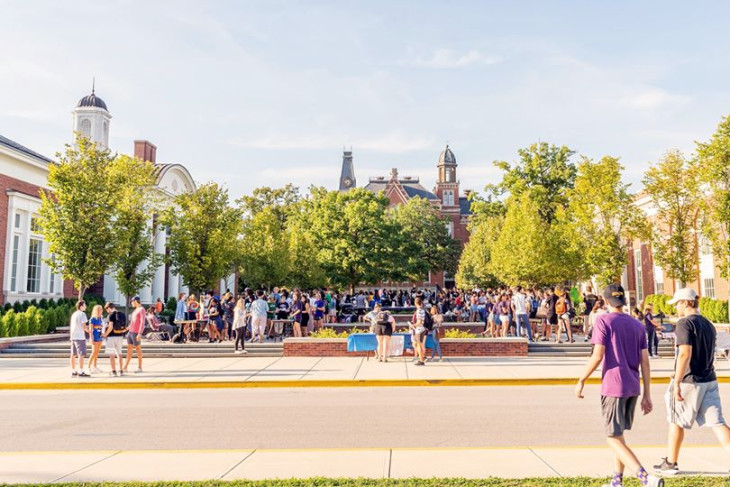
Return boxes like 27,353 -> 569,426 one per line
72,81 -> 111,149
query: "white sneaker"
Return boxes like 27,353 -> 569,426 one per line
93,367 -> 102,373
647,474 -> 665,487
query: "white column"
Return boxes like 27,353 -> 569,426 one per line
139,217 -> 154,304
167,265 -> 179,300
151,227 -> 166,301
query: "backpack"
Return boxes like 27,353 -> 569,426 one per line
375,311 -> 390,326
423,311 -> 434,331
110,311 -> 127,332
555,297 -> 567,315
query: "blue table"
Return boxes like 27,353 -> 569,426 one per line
347,333 -> 435,353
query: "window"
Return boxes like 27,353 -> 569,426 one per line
30,217 -> 40,233
443,190 -> 454,206
14,213 -> 20,228
701,236 -> 713,256
655,280 -> 664,295
26,239 -> 42,293
80,119 -> 91,137
10,235 -> 19,292
634,249 -> 643,303
49,270 -> 55,294
703,278 -> 716,299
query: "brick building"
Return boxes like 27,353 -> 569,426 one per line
624,192 -> 729,306
338,145 -> 472,288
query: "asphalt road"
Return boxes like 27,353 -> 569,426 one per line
1,385 -> 728,451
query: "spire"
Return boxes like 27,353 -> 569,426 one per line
339,149 -> 356,191
92,76 -> 95,95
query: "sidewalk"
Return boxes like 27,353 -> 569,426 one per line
2,355 -> 730,388
2,446 -> 729,483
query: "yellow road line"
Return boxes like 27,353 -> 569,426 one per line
3,376 -> 730,390
0,444 -> 721,456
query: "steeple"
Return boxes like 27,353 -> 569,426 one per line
73,81 -> 111,149
339,148 -> 356,191
437,144 -> 457,183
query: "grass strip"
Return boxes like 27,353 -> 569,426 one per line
2,478 -> 730,486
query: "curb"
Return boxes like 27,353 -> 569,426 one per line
0,376 -> 716,390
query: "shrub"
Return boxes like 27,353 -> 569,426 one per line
309,328 -> 349,338
12,302 -> 21,313
25,307 -> 42,335
0,314 -> 6,338
166,297 -> 177,313
2,311 -> 16,337
444,329 -> 477,339
15,312 -> 29,336
38,298 -> 49,310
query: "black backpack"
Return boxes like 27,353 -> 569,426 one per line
110,311 -> 127,331
423,311 -> 434,331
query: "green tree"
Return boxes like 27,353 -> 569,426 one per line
455,214 -> 502,289
3,310 -> 16,337
697,115 -> 730,281
489,194 -> 579,286
108,155 -> 162,308
38,137 -> 119,298
299,187 -> 399,293
389,197 -> 460,281
569,156 -> 647,286
489,142 -> 576,224
163,183 -> 242,295
642,150 -> 701,287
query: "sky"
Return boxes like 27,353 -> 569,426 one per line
2,0 -> 730,200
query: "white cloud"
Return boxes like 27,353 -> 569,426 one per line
410,49 -> 502,69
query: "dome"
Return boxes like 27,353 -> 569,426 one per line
76,91 -> 108,111
438,144 -> 456,165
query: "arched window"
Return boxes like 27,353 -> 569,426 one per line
103,121 -> 109,143
79,119 -> 91,137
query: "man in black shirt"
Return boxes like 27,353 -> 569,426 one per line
654,288 -> 730,476
582,286 -> 598,341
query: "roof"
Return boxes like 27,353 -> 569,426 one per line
0,134 -> 52,163
363,179 -> 438,201
77,91 -> 108,111
459,196 -> 473,215
438,144 -> 456,165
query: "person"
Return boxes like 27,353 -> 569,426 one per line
186,294 -> 200,341
583,286 -> 598,338
233,297 -> 248,354
301,293 -> 311,337
87,304 -> 104,374
290,290 -> 304,337
103,302 -> 127,376
123,296 -> 145,374
430,305 -> 444,361
154,297 -> 164,315
207,296 -> 224,343
175,292 -> 187,325
496,293 -> 511,338
542,288 -> 558,341
371,304 -> 395,363
69,300 -> 90,378
223,293 -> 235,341
146,306 -> 175,337
587,298 -> 608,342
512,286 -> 533,342
250,290 -> 268,343
313,292 -> 326,332
653,288 -> 730,476
412,297 -> 429,366
575,284 -> 663,487
643,304 -> 660,359
555,289 -> 574,343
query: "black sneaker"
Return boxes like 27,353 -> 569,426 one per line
415,361 -> 425,366
78,371 -> 91,378
71,371 -> 78,378
653,457 -> 679,476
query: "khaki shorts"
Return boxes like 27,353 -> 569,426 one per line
252,316 -> 267,335
601,395 -> 637,437
665,379 -> 726,429
106,336 -> 124,357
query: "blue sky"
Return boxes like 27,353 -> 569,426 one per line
2,0 -> 729,199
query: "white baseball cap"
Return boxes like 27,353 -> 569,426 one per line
667,288 -> 698,304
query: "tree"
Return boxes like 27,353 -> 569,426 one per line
455,215 -> 502,289
298,187 -> 399,293
696,115 -> 730,281
163,183 -> 242,295
388,197 -> 461,281
38,137 -> 119,299
642,150 -> 701,287
489,142 -> 576,224
108,155 -> 162,308
489,194 -> 580,286
238,185 -> 300,289
569,156 -> 647,286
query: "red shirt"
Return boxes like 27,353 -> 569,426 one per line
129,307 -> 146,334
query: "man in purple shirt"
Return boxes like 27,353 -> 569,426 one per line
576,284 -> 663,487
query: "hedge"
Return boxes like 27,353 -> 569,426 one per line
0,295 -> 105,338
644,293 -> 729,323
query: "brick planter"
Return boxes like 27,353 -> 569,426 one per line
283,337 -> 527,357
324,322 -> 488,334
0,333 -> 68,350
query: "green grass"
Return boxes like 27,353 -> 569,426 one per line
4,479 -> 730,487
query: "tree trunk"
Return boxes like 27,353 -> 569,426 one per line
77,286 -> 87,302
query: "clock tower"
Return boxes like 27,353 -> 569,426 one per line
339,148 -> 356,191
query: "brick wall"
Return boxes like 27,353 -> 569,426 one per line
325,323 -> 487,334
283,338 -> 527,357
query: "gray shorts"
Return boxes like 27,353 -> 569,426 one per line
126,332 -> 142,346
665,379 -> 726,429
601,395 -> 637,437
71,339 -> 87,357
